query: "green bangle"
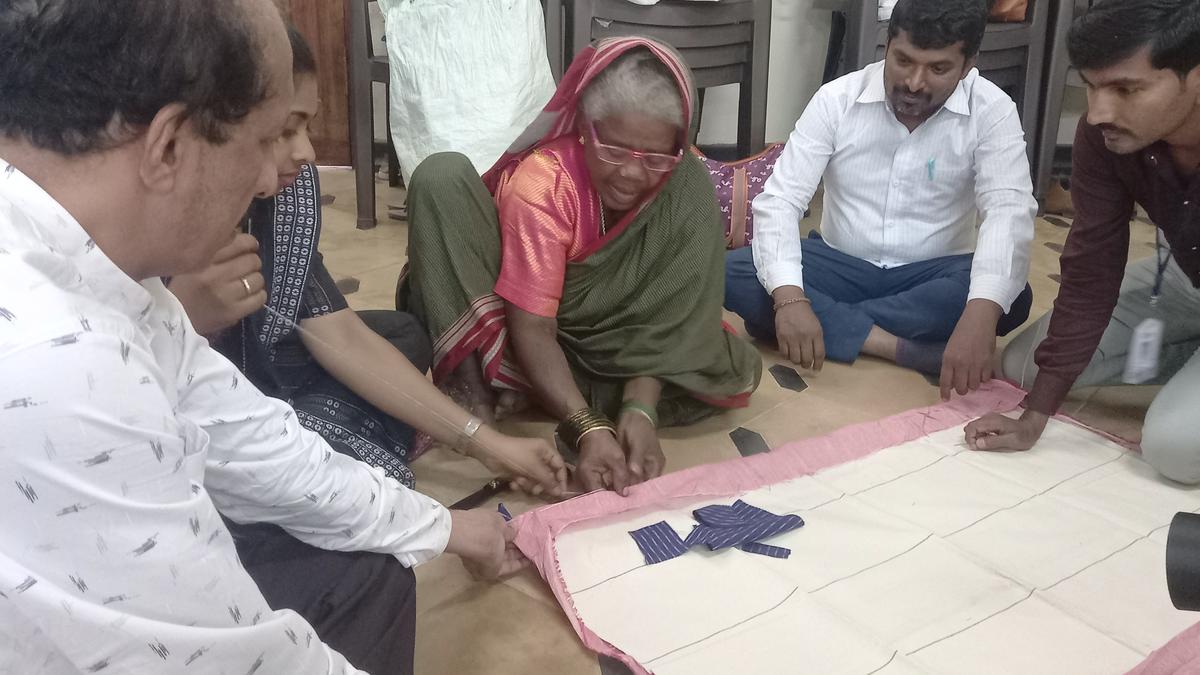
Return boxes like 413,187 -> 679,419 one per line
621,400 -> 659,428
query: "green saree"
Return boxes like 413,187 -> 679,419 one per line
400,151 -> 762,426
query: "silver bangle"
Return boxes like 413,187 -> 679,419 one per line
455,416 -> 483,453
463,416 -> 483,438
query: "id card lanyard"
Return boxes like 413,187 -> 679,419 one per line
1123,229 -> 1171,384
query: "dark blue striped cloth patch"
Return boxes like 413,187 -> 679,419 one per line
629,500 -> 803,565
737,542 -> 791,559
629,521 -> 689,565
685,500 -> 805,551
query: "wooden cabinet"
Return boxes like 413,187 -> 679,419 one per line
282,0 -> 352,165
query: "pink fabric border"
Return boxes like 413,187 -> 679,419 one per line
1128,621 -> 1200,674
512,380 -> 1183,673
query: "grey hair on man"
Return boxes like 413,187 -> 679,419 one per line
580,46 -> 687,129
0,0 -> 274,156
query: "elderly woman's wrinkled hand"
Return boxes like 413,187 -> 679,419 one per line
617,410 -> 664,483
577,431 -> 633,495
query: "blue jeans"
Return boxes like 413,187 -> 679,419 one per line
725,234 -> 1032,363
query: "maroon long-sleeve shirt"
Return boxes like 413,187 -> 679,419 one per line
1027,120 -> 1200,414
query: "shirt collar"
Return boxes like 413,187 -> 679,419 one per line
1141,141 -> 1200,195
855,61 -> 974,118
856,62 -> 889,104
0,157 -> 153,319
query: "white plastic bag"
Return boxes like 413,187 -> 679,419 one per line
380,0 -> 556,183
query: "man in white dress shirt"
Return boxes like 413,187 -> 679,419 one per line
0,1 -> 518,673
725,0 -> 1037,399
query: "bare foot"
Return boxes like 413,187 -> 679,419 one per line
494,390 -> 531,421
447,358 -> 497,425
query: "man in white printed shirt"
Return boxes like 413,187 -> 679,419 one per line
0,1 -> 518,673
725,0 -> 1037,399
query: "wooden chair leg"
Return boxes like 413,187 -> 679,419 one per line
385,90 -> 401,188
347,0 -> 377,230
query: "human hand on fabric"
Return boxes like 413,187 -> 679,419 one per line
774,289 -> 825,371
446,508 -> 527,580
940,299 -> 1002,400
469,427 -> 568,498
577,430 -> 633,495
167,232 -> 266,336
964,409 -> 1049,452
617,409 -> 664,483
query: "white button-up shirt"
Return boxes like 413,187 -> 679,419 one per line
0,159 -> 451,674
752,61 -> 1036,311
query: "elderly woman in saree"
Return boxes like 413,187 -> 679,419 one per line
401,37 -> 763,494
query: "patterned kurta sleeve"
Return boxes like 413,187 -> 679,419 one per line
299,252 -> 349,320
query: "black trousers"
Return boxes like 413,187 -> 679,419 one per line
228,519 -> 417,675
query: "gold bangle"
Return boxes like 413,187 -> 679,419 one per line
556,407 -> 614,452
773,296 -> 812,311
576,425 -> 616,444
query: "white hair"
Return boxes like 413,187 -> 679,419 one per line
579,48 -> 685,129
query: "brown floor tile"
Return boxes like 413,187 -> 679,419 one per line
321,247 -> 404,286
344,262 -> 406,312
414,564 -> 598,675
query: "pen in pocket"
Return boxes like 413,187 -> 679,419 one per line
927,158 -> 936,181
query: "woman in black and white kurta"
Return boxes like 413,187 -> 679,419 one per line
167,30 -> 566,498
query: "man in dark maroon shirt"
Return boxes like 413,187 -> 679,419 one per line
964,0 -> 1200,482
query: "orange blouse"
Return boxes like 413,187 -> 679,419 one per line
492,136 -> 602,318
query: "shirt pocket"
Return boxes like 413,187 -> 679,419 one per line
909,141 -> 976,224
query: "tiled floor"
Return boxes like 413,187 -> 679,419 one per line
315,168 -> 1159,674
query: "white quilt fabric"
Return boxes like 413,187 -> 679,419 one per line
553,418 -> 1200,674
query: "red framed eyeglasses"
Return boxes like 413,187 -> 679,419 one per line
586,121 -> 683,173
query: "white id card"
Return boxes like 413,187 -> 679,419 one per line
1123,317 -> 1165,384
